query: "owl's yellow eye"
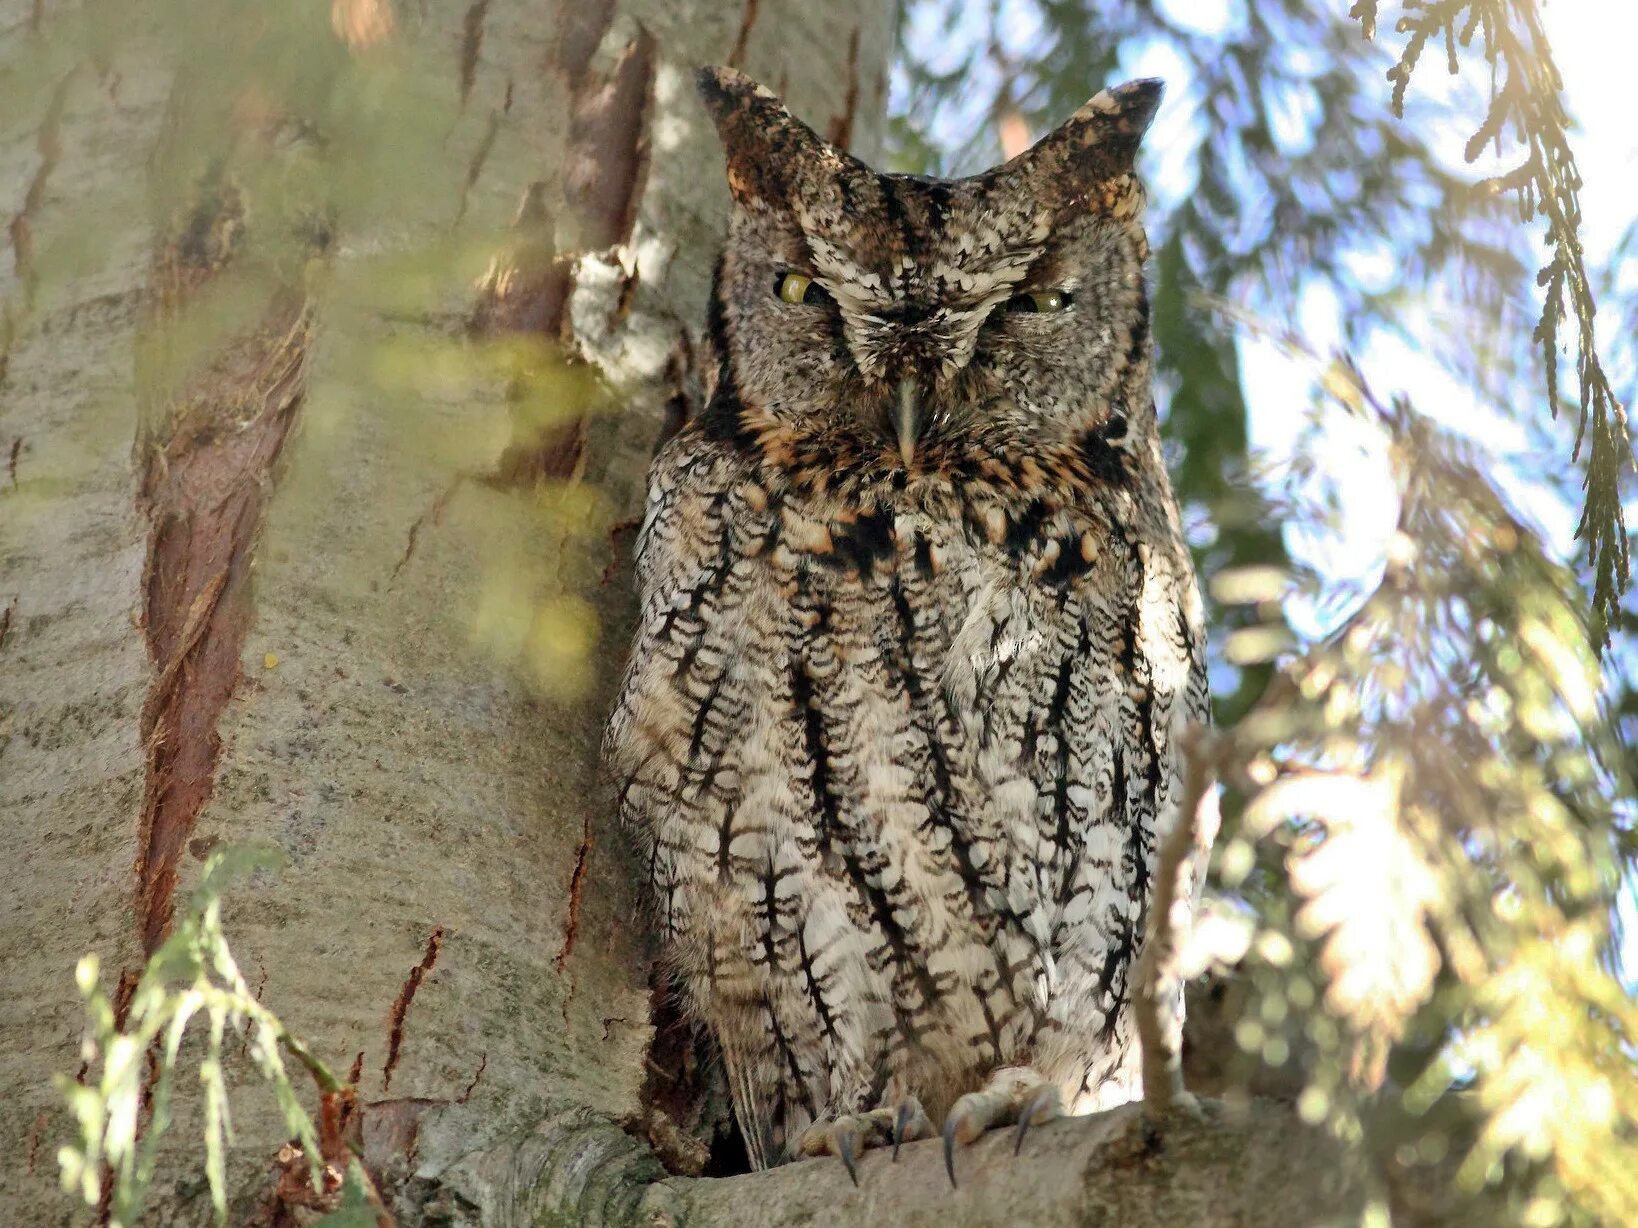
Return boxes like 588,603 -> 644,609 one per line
1004,289 -> 1073,313
776,272 -> 830,306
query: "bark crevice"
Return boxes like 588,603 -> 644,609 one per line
382,926 -> 446,1094
458,0 -> 492,105
462,11 -> 656,495
554,817 -> 596,974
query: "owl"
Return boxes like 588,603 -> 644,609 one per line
605,66 -> 1213,1183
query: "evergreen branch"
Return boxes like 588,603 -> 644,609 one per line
1357,0 -> 1634,641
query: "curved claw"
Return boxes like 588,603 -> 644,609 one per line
942,1115 -> 960,1188
836,1121 -> 859,1187
1013,1086 -> 1056,1156
892,1101 -> 914,1161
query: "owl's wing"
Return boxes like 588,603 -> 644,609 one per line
605,429 -> 745,863
606,433 -> 802,1167
628,437 -> 732,629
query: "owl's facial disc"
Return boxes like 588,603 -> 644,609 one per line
699,67 -> 1161,474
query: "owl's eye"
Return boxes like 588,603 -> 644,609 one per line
1004,289 -> 1073,313
776,272 -> 832,307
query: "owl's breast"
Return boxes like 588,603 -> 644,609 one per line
611,431 -> 1202,1090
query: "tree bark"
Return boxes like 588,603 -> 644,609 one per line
399,1100 -> 1374,1228
1,3 -> 1396,1226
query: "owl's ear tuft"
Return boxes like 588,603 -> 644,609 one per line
1082,78 -> 1165,146
695,65 -> 784,127
696,65 -> 832,206
1009,77 -> 1164,192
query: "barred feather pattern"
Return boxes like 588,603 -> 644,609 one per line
605,67 -> 1212,1171
608,427 -> 1208,1167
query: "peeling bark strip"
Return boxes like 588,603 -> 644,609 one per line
727,0 -> 761,68
562,30 -> 656,251
461,10 -> 656,495
382,926 -> 445,1092
470,185 -> 570,338
554,816 -> 595,973
553,0 -> 616,88
826,26 -> 861,150
134,175 -> 312,954
468,185 -> 584,486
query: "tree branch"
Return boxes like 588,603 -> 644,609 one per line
1134,725 -> 1217,1119
400,1099 -> 1370,1228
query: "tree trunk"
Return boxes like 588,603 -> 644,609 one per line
2,3 -> 1394,1225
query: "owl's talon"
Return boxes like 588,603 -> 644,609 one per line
835,1120 -> 860,1186
887,1095 -> 930,1161
795,1102 -> 930,1183
939,1066 -> 1060,1185
892,1100 -> 912,1160
1012,1085 -> 1060,1156
1143,1088 -> 1206,1127
940,1091 -> 989,1187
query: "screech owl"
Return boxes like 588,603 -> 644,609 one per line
605,66 -> 1215,1179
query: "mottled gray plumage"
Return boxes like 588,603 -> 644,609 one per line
606,66 -> 1214,1171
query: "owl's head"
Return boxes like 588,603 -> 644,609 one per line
696,66 -> 1161,494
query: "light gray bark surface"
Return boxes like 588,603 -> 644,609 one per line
1,16 -> 173,1217
405,1099 -> 1373,1228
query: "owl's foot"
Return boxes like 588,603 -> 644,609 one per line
793,1096 -> 934,1186
940,1066 -> 1061,1188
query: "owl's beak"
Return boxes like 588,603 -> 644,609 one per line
894,378 -> 925,469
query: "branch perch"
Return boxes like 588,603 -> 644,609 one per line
402,1098 -> 1370,1228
